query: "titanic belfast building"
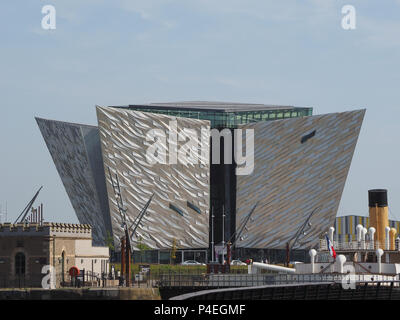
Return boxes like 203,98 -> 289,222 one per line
36,102 -> 365,258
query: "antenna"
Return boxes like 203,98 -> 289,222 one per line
14,187 -> 43,224
0,203 -> 7,223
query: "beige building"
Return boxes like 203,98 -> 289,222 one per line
0,222 -> 109,288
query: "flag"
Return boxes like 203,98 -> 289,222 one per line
326,235 -> 336,259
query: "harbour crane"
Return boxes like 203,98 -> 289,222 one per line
108,167 -> 153,286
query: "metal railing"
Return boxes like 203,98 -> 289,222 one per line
2,270 -> 398,290
157,272 -> 400,288
318,239 -> 392,251
171,280 -> 400,300
0,271 -> 107,289
0,273 -> 60,288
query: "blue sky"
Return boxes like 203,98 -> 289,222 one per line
0,1 -> 399,223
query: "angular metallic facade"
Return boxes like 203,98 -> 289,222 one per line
36,103 -> 366,254
235,110 -> 365,249
96,107 -> 210,250
36,118 -> 111,245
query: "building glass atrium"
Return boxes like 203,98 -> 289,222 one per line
113,102 -> 313,128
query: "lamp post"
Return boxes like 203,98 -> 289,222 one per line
222,204 -> 225,264
211,206 -> 215,262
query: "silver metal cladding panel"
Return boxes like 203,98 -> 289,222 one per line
235,110 -> 365,249
36,118 -> 109,245
96,107 -> 210,250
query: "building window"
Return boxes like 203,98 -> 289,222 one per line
15,252 -> 26,276
301,130 -> 316,144
187,201 -> 201,214
169,203 -> 185,216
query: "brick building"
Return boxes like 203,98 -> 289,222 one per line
0,222 -> 109,288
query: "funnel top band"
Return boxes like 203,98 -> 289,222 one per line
368,189 -> 388,207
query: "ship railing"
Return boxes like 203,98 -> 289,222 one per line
157,272 -> 400,288
270,273 -> 400,287
319,239 -> 385,251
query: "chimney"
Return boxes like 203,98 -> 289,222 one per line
369,189 -> 389,250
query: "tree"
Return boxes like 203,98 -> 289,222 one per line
137,236 -> 151,263
170,238 -> 177,264
105,231 -> 115,252
104,232 -> 115,263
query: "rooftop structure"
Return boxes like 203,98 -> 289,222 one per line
0,222 -> 92,237
112,101 -> 312,128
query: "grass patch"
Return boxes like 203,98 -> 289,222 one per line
110,263 -> 248,275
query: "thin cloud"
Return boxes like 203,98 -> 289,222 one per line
117,0 -> 178,29
356,16 -> 400,48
